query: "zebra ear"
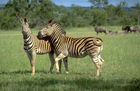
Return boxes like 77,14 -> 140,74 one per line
24,18 -> 28,23
24,18 -> 29,24
48,19 -> 57,26
48,19 -> 53,23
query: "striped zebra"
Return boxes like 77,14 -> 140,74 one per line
38,21 -> 104,76
18,18 -> 68,75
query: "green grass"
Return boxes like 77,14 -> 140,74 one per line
0,27 -> 140,91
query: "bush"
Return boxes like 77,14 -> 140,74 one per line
0,0 -> 139,30
119,17 -> 136,25
90,9 -> 107,26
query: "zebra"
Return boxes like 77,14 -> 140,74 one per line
18,18 -> 68,75
38,21 -> 104,76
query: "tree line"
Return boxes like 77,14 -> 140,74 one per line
0,0 -> 140,30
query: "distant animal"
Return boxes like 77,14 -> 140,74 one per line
17,17 -> 68,75
94,27 -> 107,34
122,25 -> 131,33
108,30 -> 118,35
130,26 -> 140,33
38,21 -> 104,77
122,25 -> 140,33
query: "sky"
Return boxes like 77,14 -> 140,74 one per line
0,0 -> 140,7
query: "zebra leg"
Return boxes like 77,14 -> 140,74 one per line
63,57 -> 69,74
48,52 -> 55,73
90,56 -> 103,77
98,55 -> 104,64
55,53 -> 67,73
93,57 -> 101,77
58,60 -> 62,73
26,52 -> 32,74
56,54 -> 62,73
48,52 -> 63,73
26,51 -> 36,75
30,51 -> 36,75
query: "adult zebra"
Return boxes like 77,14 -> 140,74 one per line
18,18 -> 68,75
38,21 -> 104,76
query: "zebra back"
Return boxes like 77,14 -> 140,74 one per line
44,21 -> 103,47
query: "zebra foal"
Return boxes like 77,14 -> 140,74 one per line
38,21 -> 104,76
18,18 -> 68,75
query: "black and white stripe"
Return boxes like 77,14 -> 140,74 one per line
20,18 -> 68,75
38,21 -> 104,76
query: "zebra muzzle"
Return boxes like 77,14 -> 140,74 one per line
37,32 -> 43,38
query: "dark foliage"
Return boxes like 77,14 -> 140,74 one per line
0,0 -> 140,30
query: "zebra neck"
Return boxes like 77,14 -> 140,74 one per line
22,32 -> 34,51
22,31 -> 33,43
50,31 -> 63,45
22,31 -> 31,39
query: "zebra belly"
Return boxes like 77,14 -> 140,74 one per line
36,52 -> 47,55
68,52 -> 87,58
36,47 -> 50,54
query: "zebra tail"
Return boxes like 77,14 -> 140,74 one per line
93,37 -> 103,46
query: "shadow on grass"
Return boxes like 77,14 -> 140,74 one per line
20,77 -> 140,90
0,71 -> 140,90
0,70 -> 48,75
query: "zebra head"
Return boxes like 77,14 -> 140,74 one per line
38,24 -> 54,38
38,20 -> 66,38
20,18 -> 32,34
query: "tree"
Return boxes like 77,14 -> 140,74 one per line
1,0 -> 54,29
88,0 -> 108,8
115,2 -> 127,17
131,3 -> 140,25
105,4 -> 116,16
88,9 -> 107,26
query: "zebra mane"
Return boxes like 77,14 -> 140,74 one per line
48,20 -> 66,35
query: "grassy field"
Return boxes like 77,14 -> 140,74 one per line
0,27 -> 140,91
